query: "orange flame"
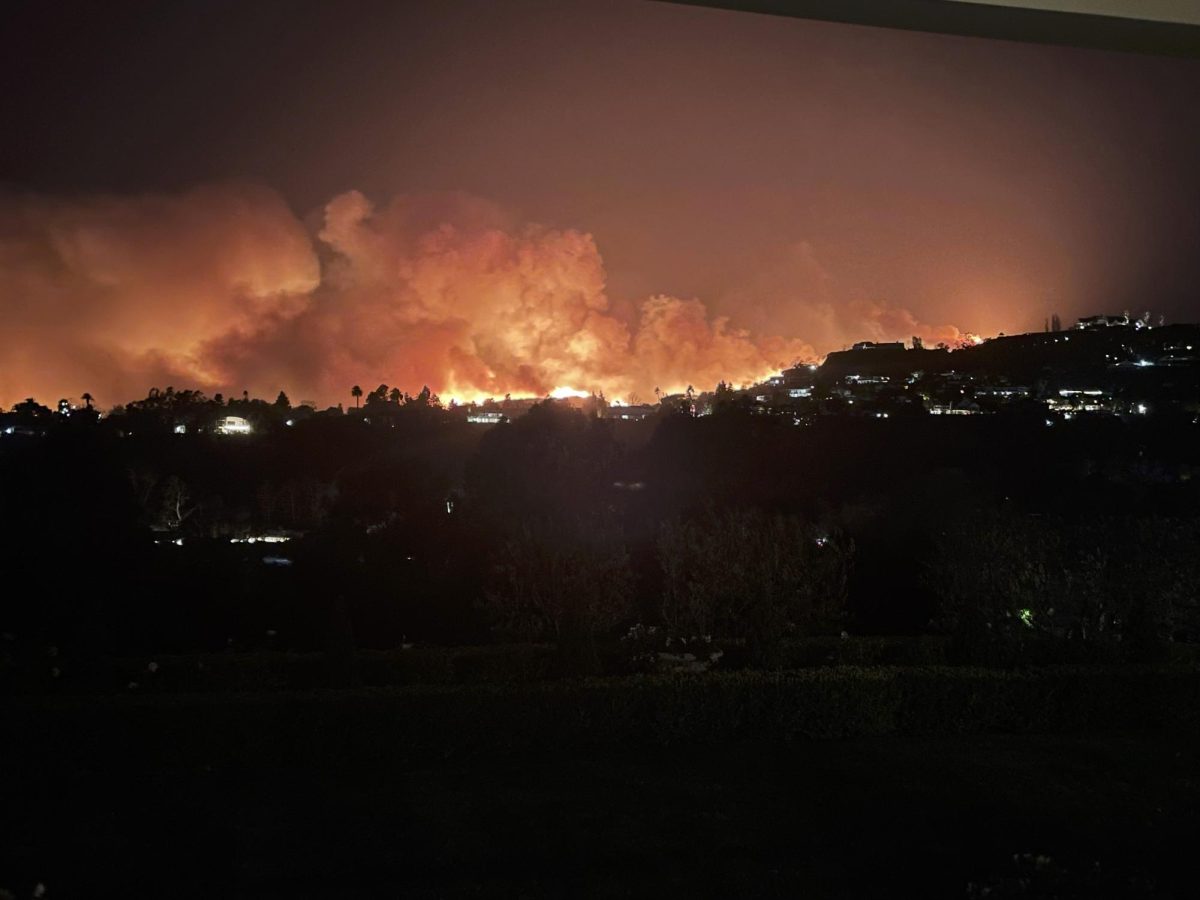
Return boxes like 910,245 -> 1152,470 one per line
0,185 -> 968,409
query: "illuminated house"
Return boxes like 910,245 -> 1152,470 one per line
928,399 -> 983,416
1076,314 -> 1129,330
974,386 -> 1030,399
466,411 -> 507,425
214,415 -> 252,435
1047,389 -> 1112,414
845,374 -> 890,385
609,404 -> 656,421
851,341 -> 905,351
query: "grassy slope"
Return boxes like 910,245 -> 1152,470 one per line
3,731 -> 1198,898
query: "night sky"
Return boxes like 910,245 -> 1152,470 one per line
3,0 -> 1199,407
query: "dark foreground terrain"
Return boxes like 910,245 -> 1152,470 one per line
4,722 -> 1197,898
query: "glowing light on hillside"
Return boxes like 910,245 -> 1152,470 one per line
215,415 -> 252,435
549,386 -> 591,400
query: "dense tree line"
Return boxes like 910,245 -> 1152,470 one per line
2,385 -> 1200,673
927,507 -> 1200,662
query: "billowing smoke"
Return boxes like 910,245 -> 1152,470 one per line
0,183 -> 319,404
719,240 -> 965,355
0,184 -> 961,409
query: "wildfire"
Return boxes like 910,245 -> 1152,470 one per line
0,184 -> 968,409
549,387 -> 592,400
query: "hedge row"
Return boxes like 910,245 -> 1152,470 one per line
770,635 -> 1200,669
7,665 -> 1199,769
8,636 -> 1200,695
1,644 -> 562,695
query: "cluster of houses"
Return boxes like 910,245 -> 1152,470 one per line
729,316 -> 1198,424
172,416 -> 254,435
7,315 -> 1197,438
446,315 -> 1199,427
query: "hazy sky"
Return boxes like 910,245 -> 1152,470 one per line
2,0 -> 1198,405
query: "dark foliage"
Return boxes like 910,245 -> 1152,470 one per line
3,384 -> 1200,671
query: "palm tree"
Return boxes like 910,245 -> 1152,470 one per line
81,392 -> 94,410
351,385 -> 363,408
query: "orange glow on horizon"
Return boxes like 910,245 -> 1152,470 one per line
0,186 -> 971,410
548,386 -> 591,400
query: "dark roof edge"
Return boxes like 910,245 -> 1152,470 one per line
659,0 -> 1200,58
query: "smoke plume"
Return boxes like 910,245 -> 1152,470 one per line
0,184 -> 962,408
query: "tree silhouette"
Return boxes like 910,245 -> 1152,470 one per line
351,385 -> 363,408
81,392 -> 94,410
659,508 -> 852,663
409,385 -> 436,408
158,475 -> 196,531
485,514 -> 632,673
712,380 -> 738,415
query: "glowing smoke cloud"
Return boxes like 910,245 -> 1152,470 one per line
0,184 -> 963,408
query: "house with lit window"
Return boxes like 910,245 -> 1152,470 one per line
214,415 -> 252,435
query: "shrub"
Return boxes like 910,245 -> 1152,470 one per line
658,507 -> 853,664
927,509 -> 1200,663
482,515 -> 634,675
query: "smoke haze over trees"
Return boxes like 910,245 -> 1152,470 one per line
0,186 -> 968,409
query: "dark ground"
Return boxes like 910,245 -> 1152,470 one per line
3,731 -> 1198,898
